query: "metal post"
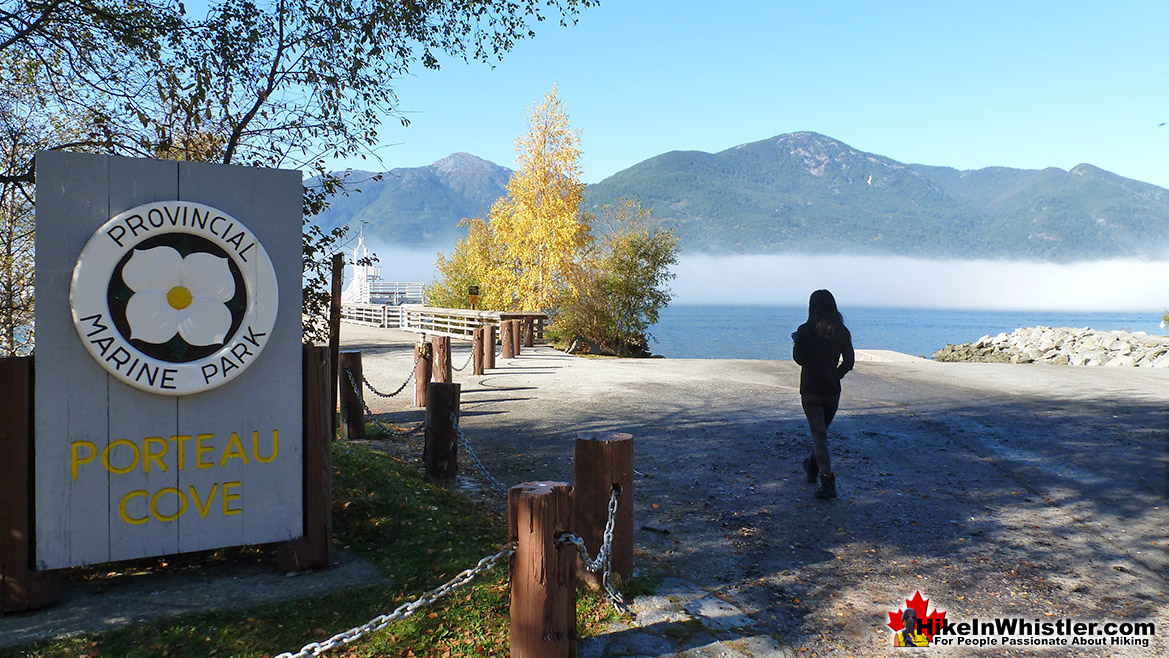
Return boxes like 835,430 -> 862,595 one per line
328,253 -> 344,434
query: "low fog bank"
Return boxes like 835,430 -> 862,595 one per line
671,254 -> 1169,312
348,245 -> 440,284
351,245 -> 1169,313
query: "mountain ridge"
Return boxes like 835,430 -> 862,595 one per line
313,133 -> 1169,261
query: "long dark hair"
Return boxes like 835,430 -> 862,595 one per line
806,289 -> 847,341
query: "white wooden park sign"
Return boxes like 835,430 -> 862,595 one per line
34,152 -> 304,569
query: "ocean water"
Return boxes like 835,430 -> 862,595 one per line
647,305 -> 1167,360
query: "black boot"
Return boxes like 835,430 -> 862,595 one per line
802,453 -> 819,483
814,473 -> 837,499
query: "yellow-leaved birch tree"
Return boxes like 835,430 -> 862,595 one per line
427,85 -> 592,312
487,85 -> 592,312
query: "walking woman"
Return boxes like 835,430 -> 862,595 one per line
792,289 -> 855,499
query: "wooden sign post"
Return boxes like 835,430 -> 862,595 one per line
0,357 -> 61,613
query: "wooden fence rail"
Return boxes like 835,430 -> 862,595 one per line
340,304 -> 547,342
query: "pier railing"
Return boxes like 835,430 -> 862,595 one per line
341,303 -> 547,341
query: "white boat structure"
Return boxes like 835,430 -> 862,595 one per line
340,233 -> 423,306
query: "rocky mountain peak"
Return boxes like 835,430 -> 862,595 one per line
431,152 -> 496,175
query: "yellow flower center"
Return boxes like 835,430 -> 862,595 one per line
166,285 -> 193,310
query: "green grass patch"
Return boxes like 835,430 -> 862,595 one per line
3,441 -> 627,658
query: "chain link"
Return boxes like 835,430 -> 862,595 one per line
451,346 -> 476,372
451,412 -> 508,492
558,487 -> 627,612
346,368 -> 425,437
359,348 -> 423,399
274,543 -> 516,658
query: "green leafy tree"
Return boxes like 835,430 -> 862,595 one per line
553,198 -> 678,355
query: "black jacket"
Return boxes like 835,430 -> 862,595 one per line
792,323 -> 855,396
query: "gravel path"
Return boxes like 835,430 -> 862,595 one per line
348,324 -> 1167,657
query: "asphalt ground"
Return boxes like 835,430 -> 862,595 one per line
347,324 -> 1168,657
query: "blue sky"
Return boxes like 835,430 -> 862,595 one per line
335,1 -> 1169,189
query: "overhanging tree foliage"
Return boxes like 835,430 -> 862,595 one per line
0,0 -> 596,350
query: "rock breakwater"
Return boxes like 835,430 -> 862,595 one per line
933,326 -> 1169,367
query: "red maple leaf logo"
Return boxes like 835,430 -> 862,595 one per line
887,590 -> 947,642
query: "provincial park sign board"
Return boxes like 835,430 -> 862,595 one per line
34,152 -> 304,569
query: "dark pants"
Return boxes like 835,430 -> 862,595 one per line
801,393 -> 839,476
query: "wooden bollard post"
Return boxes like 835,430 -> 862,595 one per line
523,318 -> 534,347
484,324 -> 497,370
431,335 -> 452,383
277,345 -> 334,571
511,319 -> 522,356
500,320 -> 515,359
573,433 -> 634,590
423,382 -> 461,484
328,253 -> 343,434
414,339 -> 432,407
472,327 -> 485,375
0,356 -> 61,613
509,482 -> 576,657
338,351 -> 365,440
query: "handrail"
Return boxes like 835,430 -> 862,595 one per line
340,303 -> 547,341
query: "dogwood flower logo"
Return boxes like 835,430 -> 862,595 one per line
122,247 -> 236,346
70,200 -> 278,395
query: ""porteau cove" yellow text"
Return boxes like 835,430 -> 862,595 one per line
70,430 -> 280,525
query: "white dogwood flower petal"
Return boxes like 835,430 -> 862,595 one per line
123,246 -> 237,348
125,290 -> 180,343
122,246 -> 182,293
182,252 -> 235,302
177,297 -> 233,346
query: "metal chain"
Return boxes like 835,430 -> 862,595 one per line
347,369 -> 425,437
451,412 -> 508,492
359,348 -> 423,399
274,543 -> 516,658
451,347 -> 476,372
558,487 -> 627,612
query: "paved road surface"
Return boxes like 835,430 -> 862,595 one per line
348,324 -> 1167,657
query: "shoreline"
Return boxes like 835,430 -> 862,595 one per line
650,306 -> 1166,361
